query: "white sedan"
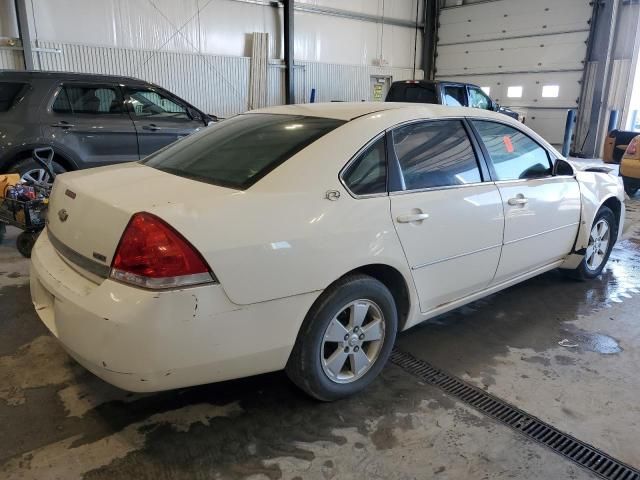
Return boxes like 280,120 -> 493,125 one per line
30,103 -> 625,401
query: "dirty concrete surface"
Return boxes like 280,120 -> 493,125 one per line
0,193 -> 639,479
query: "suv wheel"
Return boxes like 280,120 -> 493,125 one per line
12,157 -> 67,187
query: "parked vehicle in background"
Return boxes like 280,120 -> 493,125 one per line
620,135 -> 640,196
386,80 -> 521,120
0,71 -> 216,185
31,102 -> 625,401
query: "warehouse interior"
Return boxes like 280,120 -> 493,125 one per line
2,0 -> 640,479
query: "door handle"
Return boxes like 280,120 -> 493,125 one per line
507,196 -> 528,206
51,122 -> 74,129
397,213 -> 430,223
142,124 -> 162,131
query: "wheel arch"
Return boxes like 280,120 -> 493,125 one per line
337,263 -> 413,332
1,144 -> 78,172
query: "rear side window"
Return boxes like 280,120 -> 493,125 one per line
143,114 -> 345,190
52,85 -> 123,114
472,120 -> 552,180
0,82 -> 27,112
386,83 -> 438,104
342,136 -> 387,196
392,120 -> 482,190
442,85 -> 467,106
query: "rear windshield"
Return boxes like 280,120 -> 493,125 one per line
0,82 -> 28,112
386,83 -> 438,104
142,113 -> 345,189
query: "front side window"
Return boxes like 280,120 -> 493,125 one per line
127,88 -> 190,119
342,136 -> 387,195
442,85 -> 466,106
143,114 -> 345,190
468,87 -> 491,110
392,120 -> 482,190
472,120 -> 552,181
52,85 -> 123,114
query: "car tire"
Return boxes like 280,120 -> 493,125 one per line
624,182 -> 638,197
566,206 -> 617,280
16,231 -> 38,258
11,156 -> 67,187
286,274 -> 398,401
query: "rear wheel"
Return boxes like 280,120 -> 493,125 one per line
567,206 -> 616,280
286,274 -> 398,401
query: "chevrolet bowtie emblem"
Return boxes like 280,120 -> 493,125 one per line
58,209 -> 69,222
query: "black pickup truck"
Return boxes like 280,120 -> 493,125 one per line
386,80 -> 520,120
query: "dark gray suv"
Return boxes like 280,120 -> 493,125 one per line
0,71 -> 215,183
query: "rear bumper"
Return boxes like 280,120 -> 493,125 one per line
30,229 -> 318,392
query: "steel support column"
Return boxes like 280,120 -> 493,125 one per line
421,0 -> 438,80
14,0 -> 34,70
283,0 -> 294,104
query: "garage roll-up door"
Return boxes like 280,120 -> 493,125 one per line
435,0 -> 593,149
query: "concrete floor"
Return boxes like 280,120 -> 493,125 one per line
0,194 -> 639,480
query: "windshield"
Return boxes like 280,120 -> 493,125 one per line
142,113 -> 345,189
386,83 -> 438,104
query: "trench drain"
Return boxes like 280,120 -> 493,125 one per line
390,349 -> 640,480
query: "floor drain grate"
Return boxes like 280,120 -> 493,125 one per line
390,349 -> 640,480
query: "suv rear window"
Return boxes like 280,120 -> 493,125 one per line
142,113 -> 345,189
0,82 -> 27,112
386,83 -> 438,104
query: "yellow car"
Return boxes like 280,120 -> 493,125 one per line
621,135 -> 640,196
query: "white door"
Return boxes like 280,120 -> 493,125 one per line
471,120 -> 581,283
389,120 -> 504,313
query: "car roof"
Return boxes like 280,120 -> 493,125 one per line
389,79 -> 480,88
248,101 -> 501,121
0,70 -> 151,86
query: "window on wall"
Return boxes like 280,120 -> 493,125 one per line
472,120 -> 552,181
392,120 -> 482,190
542,85 -> 560,98
507,86 -> 523,98
52,85 -> 123,114
342,137 -> 387,195
481,86 -> 491,95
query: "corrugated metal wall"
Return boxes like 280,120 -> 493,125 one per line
0,47 -> 24,70
28,40 -> 421,117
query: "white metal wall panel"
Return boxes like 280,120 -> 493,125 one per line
453,71 -> 582,109
0,47 -> 24,70
26,0 -> 421,68
436,32 -> 587,77
438,0 -> 591,45
436,0 -> 592,148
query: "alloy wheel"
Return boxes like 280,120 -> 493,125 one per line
320,299 -> 386,384
586,218 -> 611,271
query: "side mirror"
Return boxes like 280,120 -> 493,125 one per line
204,114 -> 219,126
553,158 -> 575,176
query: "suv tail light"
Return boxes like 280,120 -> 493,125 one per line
110,212 -> 216,289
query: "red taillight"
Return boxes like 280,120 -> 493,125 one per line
110,212 -> 215,289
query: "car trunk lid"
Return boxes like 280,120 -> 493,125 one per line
47,162 -> 234,281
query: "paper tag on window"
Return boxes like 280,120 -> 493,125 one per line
503,135 -> 514,153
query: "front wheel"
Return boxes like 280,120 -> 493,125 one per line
567,206 -> 616,280
286,274 -> 398,401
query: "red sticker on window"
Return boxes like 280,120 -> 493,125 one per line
503,135 -> 514,153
